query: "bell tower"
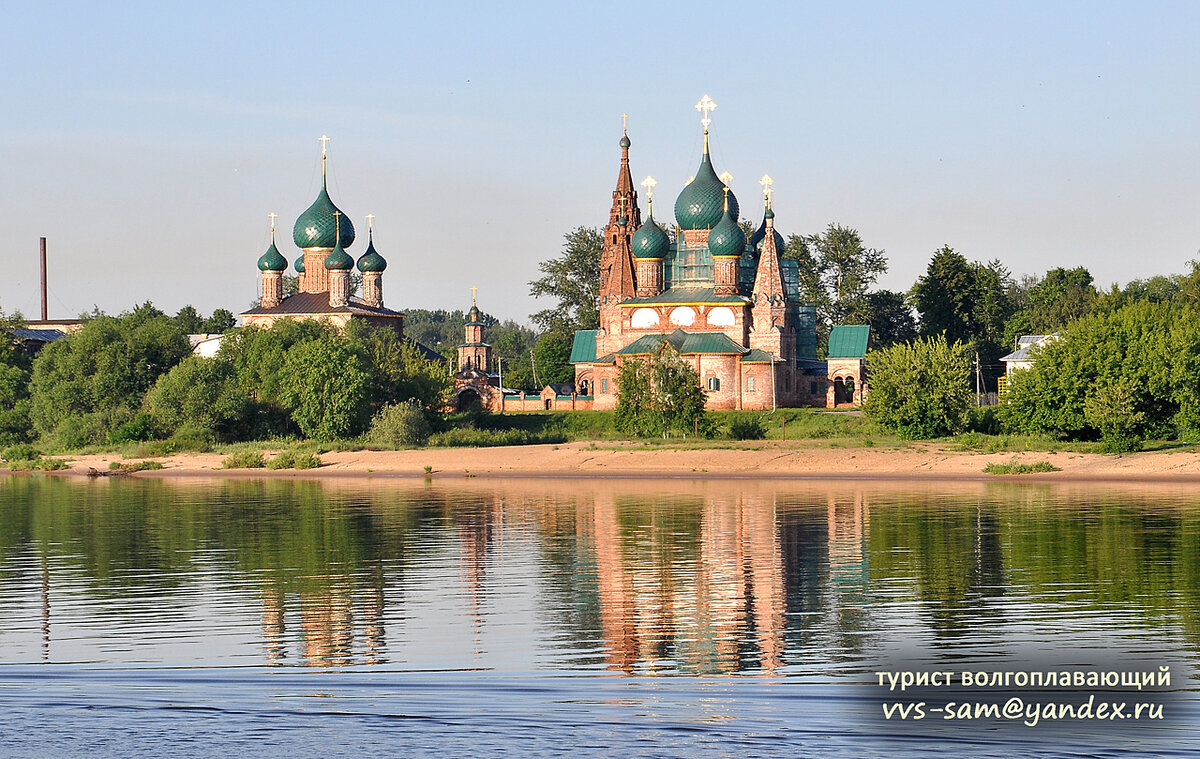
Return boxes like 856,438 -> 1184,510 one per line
597,116 -> 641,355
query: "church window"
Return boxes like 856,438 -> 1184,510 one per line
810,382 -> 819,395
708,307 -> 735,327
631,308 -> 660,328
669,306 -> 696,326
601,378 -> 608,394
707,377 -> 720,391
747,376 -> 756,392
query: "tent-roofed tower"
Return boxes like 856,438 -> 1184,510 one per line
596,115 -> 641,356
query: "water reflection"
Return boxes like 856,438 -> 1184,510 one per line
0,476 -> 1198,677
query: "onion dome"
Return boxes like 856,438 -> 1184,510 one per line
707,201 -> 745,258
748,210 -> 785,256
324,241 -> 353,271
294,254 -> 305,273
465,304 -> 482,324
674,152 -> 739,230
293,182 -> 355,249
632,212 -> 670,259
356,231 -> 387,273
257,240 -> 287,271
619,133 -> 631,149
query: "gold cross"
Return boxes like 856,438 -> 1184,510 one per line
695,94 -> 716,131
333,210 -> 341,239
319,134 -> 330,157
719,170 -> 733,186
268,212 -> 277,233
470,285 -> 478,306
365,213 -> 375,233
640,175 -> 656,200
621,113 -> 628,132
759,173 -> 774,208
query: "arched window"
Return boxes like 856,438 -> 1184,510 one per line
707,377 -> 720,391
601,378 -> 608,394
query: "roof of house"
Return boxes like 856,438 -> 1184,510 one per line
569,329 -> 598,364
241,291 -> 404,318
1000,334 -> 1055,363
827,325 -> 871,358
12,328 -> 65,343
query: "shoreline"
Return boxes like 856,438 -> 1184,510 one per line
17,440 -> 1200,484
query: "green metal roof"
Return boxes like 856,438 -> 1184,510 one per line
257,240 -> 288,271
742,348 -> 776,363
827,325 -> 871,358
620,287 -> 749,306
356,235 -> 387,272
569,329 -> 598,363
674,151 -> 739,230
632,213 -> 670,259
707,204 -> 745,257
615,328 -> 746,356
594,353 -> 616,365
324,242 -> 354,270
293,182 -> 355,250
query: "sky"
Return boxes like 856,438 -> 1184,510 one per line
3,1 -> 1199,324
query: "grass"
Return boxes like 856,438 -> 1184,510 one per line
6,457 -> 69,472
221,450 -> 266,469
266,449 -> 322,470
983,458 -> 1062,475
108,460 -> 165,472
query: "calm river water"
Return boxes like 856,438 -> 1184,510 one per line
0,475 -> 1197,757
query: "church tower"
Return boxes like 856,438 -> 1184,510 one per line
356,214 -> 388,308
749,179 -> 789,359
596,119 -> 641,355
257,213 -> 287,309
293,135 -> 354,294
457,289 -> 493,373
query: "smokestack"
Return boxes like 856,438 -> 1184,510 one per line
39,237 -> 47,322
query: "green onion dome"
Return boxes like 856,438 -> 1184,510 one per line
324,241 -> 354,271
294,254 -> 305,273
356,237 -> 387,273
631,212 -> 670,259
257,240 -> 287,271
748,210 -> 785,256
293,184 -> 355,249
707,204 -> 745,258
674,152 -> 739,230
619,133 -> 631,149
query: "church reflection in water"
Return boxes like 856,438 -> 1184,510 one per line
250,482 -> 878,673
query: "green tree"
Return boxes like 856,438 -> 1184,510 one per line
782,225 -> 887,351
0,309 -> 33,444
201,308 -> 236,334
1084,381 -> 1145,453
142,356 -> 257,442
29,304 -> 192,446
530,226 -> 602,334
614,348 -> 707,437
861,290 -> 917,348
1000,301 -> 1200,441
862,335 -> 973,439
278,336 -> 374,439
532,331 -> 574,386
910,247 -> 976,345
174,305 -> 205,334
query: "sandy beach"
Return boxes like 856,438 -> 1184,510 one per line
35,440 -> 1200,482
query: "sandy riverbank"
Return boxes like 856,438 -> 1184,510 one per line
37,440 -> 1200,482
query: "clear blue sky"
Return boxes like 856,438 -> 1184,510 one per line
4,1 -> 1199,324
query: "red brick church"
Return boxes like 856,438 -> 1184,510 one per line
570,96 -> 846,410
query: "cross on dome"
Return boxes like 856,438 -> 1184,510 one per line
621,113 -> 628,133
719,171 -> 733,185
268,212 -> 277,240
470,285 -> 478,307
695,94 -> 716,131
366,213 -> 375,235
760,174 -> 774,208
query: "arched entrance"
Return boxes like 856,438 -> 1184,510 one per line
456,387 -> 482,411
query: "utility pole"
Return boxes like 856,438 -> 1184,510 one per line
39,237 -> 48,321
497,357 -> 504,413
531,348 -> 540,388
974,352 -> 983,406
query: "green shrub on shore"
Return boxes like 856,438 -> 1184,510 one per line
2,443 -> 39,462
726,413 -> 768,440
983,458 -> 1060,475
109,460 -> 164,472
368,400 -> 431,448
265,449 -> 323,470
429,427 -> 567,448
221,450 -> 265,469
7,457 -> 68,472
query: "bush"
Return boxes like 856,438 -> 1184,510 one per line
983,458 -> 1060,475
109,460 -> 164,472
107,413 -> 157,444
293,452 -> 321,469
614,351 -> 708,438
429,427 -> 567,447
862,335 -> 973,439
726,414 -> 768,440
368,400 -> 432,448
9,457 -> 69,471
2,443 -> 39,462
1084,381 -> 1144,453
265,449 -> 322,470
221,450 -> 265,469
